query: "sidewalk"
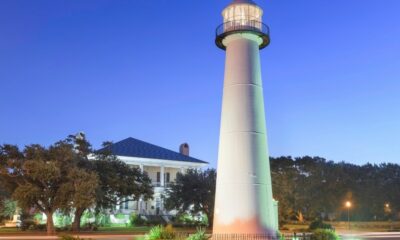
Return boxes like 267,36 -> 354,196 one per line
0,234 -> 142,240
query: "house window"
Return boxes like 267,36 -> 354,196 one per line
165,172 -> 170,183
157,172 -> 161,183
125,200 -> 129,210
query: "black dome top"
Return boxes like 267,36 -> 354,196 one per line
228,0 -> 258,6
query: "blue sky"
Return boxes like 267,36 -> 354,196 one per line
1,0 -> 399,167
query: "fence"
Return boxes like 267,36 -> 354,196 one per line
210,233 -> 312,240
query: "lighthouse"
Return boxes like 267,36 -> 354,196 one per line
213,0 -> 277,236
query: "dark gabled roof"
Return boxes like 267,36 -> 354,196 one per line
98,137 -> 208,164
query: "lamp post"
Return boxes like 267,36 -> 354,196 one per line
345,201 -> 352,230
384,203 -> 392,230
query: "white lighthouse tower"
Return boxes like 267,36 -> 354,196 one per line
213,0 -> 277,236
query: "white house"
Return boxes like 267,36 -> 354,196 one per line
99,137 -> 208,216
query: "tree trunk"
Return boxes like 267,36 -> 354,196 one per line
206,211 -> 213,229
72,208 -> 85,232
46,211 -> 55,235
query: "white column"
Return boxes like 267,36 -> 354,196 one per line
160,166 -> 165,187
139,164 -> 144,214
180,167 -> 185,174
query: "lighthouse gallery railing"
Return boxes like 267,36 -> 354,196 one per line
216,20 -> 269,38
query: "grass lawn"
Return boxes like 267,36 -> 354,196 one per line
0,226 -> 151,235
0,227 -> 21,233
0,226 -> 197,235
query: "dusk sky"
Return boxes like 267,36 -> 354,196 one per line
1,0 -> 399,167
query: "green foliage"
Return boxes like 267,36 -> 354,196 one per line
115,213 -> 126,219
145,225 -> 176,240
178,213 -> 193,224
95,212 -> 110,227
54,213 -> 72,227
33,213 -> 44,224
92,145 -> 154,211
58,168 -> 99,213
173,213 -> 206,227
0,199 -> 18,220
276,231 -> 285,240
164,169 -> 216,227
129,213 -> 147,227
130,213 -> 138,226
81,210 -> 95,226
0,139 -> 99,234
0,134 -> 153,233
187,228 -> 207,240
145,225 -> 163,240
310,229 -> 339,240
309,220 -> 333,231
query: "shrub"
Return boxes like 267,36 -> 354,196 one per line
145,225 -> 163,240
310,229 -> 339,240
115,213 -> 126,219
309,219 -> 333,230
145,225 -> 176,240
28,223 -> 46,231
81,222 -> 98,231
146,218 -> 164,226
59,235 -> 92,240
130,213 -> 147,226
54,214 -> 72,227
187,228 -> 207,240
173,213 -> 205,227
20,219 -> 36,231
95,212 -> 110,227
81,210 -> 95,226
276,231 -> 285,240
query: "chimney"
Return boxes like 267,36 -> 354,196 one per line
179,143 -> 189,156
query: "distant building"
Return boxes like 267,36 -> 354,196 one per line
100,137 -> 208,216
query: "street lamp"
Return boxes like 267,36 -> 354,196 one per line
384,203 -> 392,230
345,201 -> 352,230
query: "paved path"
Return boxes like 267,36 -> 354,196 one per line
341,232 -> 400,239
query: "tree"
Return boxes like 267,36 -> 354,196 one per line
270,156 -> 298,221
93,141 -> 154,212
164,168 -> 216,227
270,156 -> 400,222
0,181 -> 11,222
64,137 -> 154,231
59,168 -> 99,231
0,199 -> 18,220
0,140 -> 98,235
61,134 -> 99,232
1,143 -> 69,234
